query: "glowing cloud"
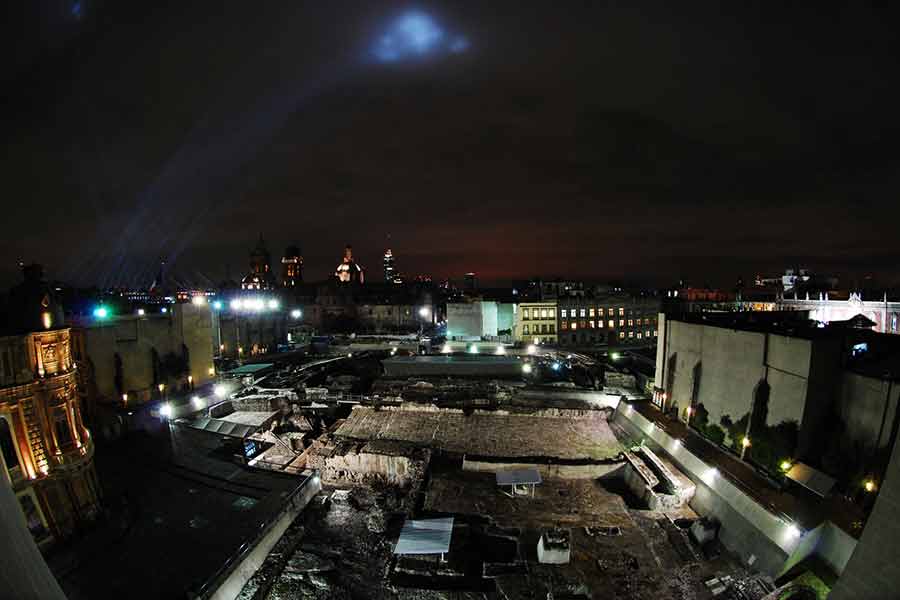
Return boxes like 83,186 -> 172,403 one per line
372,11 -> 468,62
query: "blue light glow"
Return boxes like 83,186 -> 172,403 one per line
372,11 -> 468,63
93,306 -> 108,319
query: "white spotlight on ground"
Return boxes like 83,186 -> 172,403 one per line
191,396 -> 203,409
160,403 -> 172,418
214,384 -> 227,398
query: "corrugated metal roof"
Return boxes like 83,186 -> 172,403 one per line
394,517 -> 454,555
496,468 -> 542,486
787,462 -> 835,497
188,417 -> 257,439
225,363 -> 274,375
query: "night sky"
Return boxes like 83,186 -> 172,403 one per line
3,1 -> 899,289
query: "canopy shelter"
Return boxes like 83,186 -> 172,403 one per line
496,468 -> 542,498
393,517 -> 454,561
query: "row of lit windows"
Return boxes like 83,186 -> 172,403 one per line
560,306 -> 655,318
521,308 -> 554,320
523,324 -> 555,335
560,319 -> 656,330
568,330 -> 657,340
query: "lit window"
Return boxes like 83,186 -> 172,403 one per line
619,308 -> 625,316
589,320 -> 595,328
561,309 -> 567,318
619,319 -> 625,327
523,309 -> 530,320
637,332 -> 643,339
608,320 -> 614,328
523,325 -> 530,335
589,308 -> 595,317
598,308 -> 604,316
561,321 -> 568,330
629,331 -> 634,338
619,331 -> 625,339
598,320 -> 604,328
579,309 -> 586,318
628,319 -> 633,326
608,308 -> 614,316
540,309 -> 547,319
654,331 -> 658,336
646,330 -> 651,337
571,322 -> 578,330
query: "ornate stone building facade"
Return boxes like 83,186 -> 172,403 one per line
0,265 -> 101,547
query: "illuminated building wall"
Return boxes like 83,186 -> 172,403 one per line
779,293 -> 900,335
241,235 -> 277,290
383,249 -> 395,283
335,245 -> 364,284
557,295 -> 660,348
0,267 -> 101,546
71,303 -> 214,405
281,245 -> 302,287
655,314 -> 900,475
514,301 -> 557,344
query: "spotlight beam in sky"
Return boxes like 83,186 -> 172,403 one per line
71,10 -> 468,287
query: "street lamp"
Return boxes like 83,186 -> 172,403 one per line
291,309 -> 302,319
740,436 -> 751,460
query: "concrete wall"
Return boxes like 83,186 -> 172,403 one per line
614,404 -> 800,576
661,320 -> 817,448
831,423 -> 900,599
447,301 -> 498,339
382,356 -> 524,378
497,303 -> 515,333
837,372 -> 900,452
462,457 -> 622,480
80,303 -> 214,402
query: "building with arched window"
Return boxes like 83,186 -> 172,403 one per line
0,265 -> 101,547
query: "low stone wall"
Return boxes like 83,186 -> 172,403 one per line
620,447 -> 695,511
306,437 -> 430,487
462,457 -> 623,480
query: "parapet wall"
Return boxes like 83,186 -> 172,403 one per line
614,403 -> 791,576
462,457 -> 623,480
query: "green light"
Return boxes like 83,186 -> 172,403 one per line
93,306 -> 109,319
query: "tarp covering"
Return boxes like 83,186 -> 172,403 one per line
394,517 -> 454,555
496,468 -> 542,486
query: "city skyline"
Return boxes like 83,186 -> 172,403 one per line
3,2 -> 899,289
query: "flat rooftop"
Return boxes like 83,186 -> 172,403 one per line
50,420 -> 308,600
334,405 -> 623,460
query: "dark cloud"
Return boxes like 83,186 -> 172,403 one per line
2,1 -> 899,288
